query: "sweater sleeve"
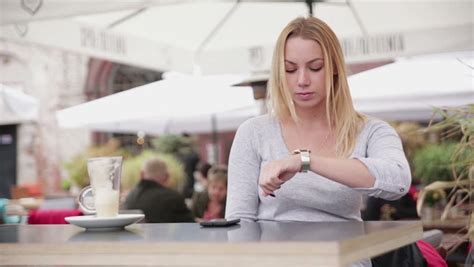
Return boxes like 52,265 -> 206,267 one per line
351,121 -> 412,200
225,120 -> 261,221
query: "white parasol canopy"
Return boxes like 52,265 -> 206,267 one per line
349,51 -> 474,121
1,0 -> 472,74
0,84 -> 39,125
56,74 -> 259,134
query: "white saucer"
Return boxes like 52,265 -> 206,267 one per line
65,214 -> 144,231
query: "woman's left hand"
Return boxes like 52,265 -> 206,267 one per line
258,154 -> 301,197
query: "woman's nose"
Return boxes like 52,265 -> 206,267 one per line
297,70 -> 310,87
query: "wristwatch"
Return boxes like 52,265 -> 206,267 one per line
292,149 -> 311,172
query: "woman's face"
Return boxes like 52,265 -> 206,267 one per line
284,36 -> 327,111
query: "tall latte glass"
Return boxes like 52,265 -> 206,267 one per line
78,156 -> 122,217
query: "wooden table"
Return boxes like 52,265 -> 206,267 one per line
0,221 -> 422,267
422,218 -> 468,233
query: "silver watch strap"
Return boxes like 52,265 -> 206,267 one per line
293,149 -> 311,172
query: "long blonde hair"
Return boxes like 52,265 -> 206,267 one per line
267,16 -> 366,157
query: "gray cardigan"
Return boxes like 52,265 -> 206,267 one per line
225,115 -> 411,222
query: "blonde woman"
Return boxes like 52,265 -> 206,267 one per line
226,16 -> 411,223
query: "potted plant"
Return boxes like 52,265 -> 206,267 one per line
413,142 -> 461,185
415,105 -> 473,256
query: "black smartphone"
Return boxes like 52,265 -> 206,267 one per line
199,218 -> 241,227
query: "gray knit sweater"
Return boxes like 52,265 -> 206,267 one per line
226,114 -> 411,222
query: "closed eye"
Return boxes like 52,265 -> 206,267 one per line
309,67 -> 322,72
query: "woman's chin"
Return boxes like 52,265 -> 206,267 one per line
294,99 -> 321,109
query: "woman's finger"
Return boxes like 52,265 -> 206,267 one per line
264,177 -> 283,191
271,176 -> 285,186
260,185 -> 273,196
260,183 -> 275,194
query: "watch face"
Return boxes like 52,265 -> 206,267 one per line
292,149 -> 311,154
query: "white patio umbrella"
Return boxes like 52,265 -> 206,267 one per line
0,84 -> 39,125
349,51 -> 474,121
84,102 -> 261,135
56,74 -> 259,134
1,0 -> 472,74
0,0 -> 187,25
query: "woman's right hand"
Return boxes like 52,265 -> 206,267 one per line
258,154 -> 301,196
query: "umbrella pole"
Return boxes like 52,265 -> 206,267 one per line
305,0 -> 313,16
211,114 -> 219,164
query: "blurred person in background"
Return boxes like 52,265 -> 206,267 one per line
192,165 -> 227,222
179,133 -> 201,199
123,157 -> 194,223
193,161 -> 212,193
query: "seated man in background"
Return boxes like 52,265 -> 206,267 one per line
123,157 -> 194,223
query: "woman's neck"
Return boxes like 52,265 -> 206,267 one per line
293,105 -> 329,130
208,199 -> 223,208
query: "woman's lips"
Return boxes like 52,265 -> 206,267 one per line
295,92 -> 315,101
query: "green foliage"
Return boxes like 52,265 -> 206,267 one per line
151,134 -> 193,155
63,158 -> 88,188
121,153 -> 148,191
429,105 -> 474,182
424,190 -> 445,207
60,179 -> 72,191
63,139 -> 130,188
413,142 -> 460,185
151,134 -> 185,154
